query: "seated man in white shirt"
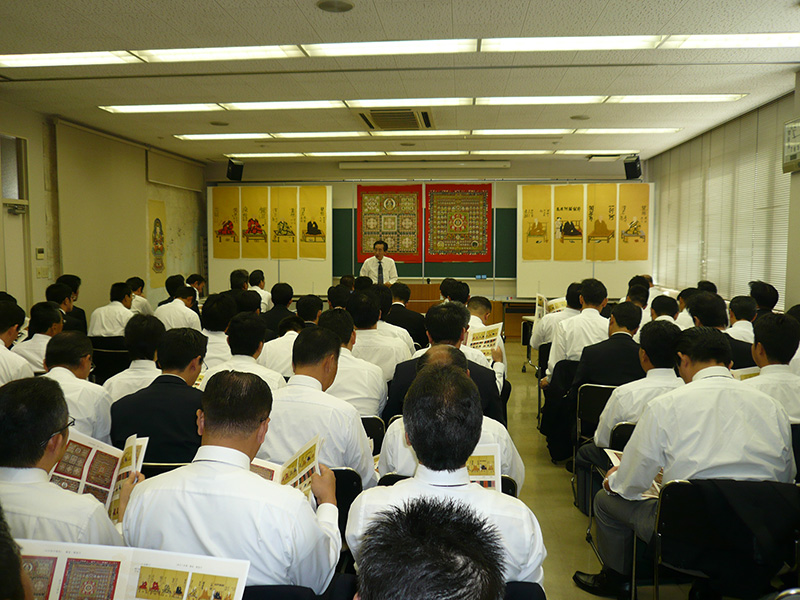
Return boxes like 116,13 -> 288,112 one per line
0,377 -> 137,545
125,276 -> 154,317
634,295 -> 679,343
573,327 -> 795,598
318,308 -> 387,417
370,285 -> 415,353
258,315 -> 305,378
123,370 -> 341,591
529,283 -> 582,351
348,292 -> 411,382
154,286 -> 201,331
0,301 -> 34,385
11,302 -> 63,374
248,269 -> 273,313
258,327 -> 378,489
467,295 -> 507,370
198,312 -> 285,394
675,287 -> 699,330
357,498 -> 506,600
103,315 -> 165,403
359,239 -> 398,285
378,345 -> 524,489
626,284 -> 651,330
347,364 -> 546,584
200,294 -> 237,369
87,282 -> 133,337
43,332 -> 112,443
727,295 -> 757,344
787,305 -> 800,376
745,313 -> 800,422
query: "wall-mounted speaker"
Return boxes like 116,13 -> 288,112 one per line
227,159 -> 244,181
624,155 -> 641,180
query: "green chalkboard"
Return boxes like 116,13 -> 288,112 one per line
333,208 -> 517,278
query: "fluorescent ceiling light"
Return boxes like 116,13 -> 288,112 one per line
472,128 -> 575,135
130,45 -> 303,63
346,97 -> 472,108
174,133 -> 271,141
555,150 -> 638,155
301,38 -> 477,57
470,150 -> 554,155
271,131 -> 368,139
305,151 -> 387,157
476,96 -> 607,105
219,100 -> 346,110
575,128 -> 682,134
0,51 -> 140,68
100,103 -> 224,114
606,94 -> 745,103
386,151 -> 469,156
481,35 -> 666,52
661,33 -> 800,49
370,130 -> 470,137
225,153 -> 304,158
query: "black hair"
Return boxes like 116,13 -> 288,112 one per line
186,274 -> 205,286
0,378 -> 69,468
787,305 -> 800,324
373,239 -> 388,251
0,503 -> 24,600
271,282 -> 294,306
227,312 -> 267,356
346,292 -> 380,329
110,282 -> 132,303
44,331 -> 93,369
579,278 -> 607,306
677,287 -> 699,303
27,302 -> 62,335
369,285 -> 393,319
639,320 -> 682,369
729,295 -> 757,322
0,302 -> 25,335
404,365 -> 483,471
354,276 -> 373,292
697,280 -> 717,294
125,277 -> 145,293
626,284 -> 649,308
450,281 -> 471,304
174,285 -> 195,300
676,326 -> 732,366
425,302 -> 470,344
339,274 -> 355,291
296,295 -> 324,322
202,371 -> 272,437
0,292 -> 16,305
124,315 -> 166,361
236,290 -> 262,313
229,269 -> 249,291
628,275 -> 649,289
358,497 -> 506,600
467,296 -> 492,315
753,313 -> 800,364
46,283 -> 72,306
566,282 -> 582,310
327,285 -> 351,309
749,280 -> 779,310
390,282 -> 411,303
278,315 -> 306,336
165,274 -> 186,298
56,274 -> 81,294
611,301 -> 642,331
201,294 -> 238,332
651,295 -> 679,318
688,292 -> 728,328
292,326 -> 340,368
248,269 -> 265,287
157,328 -> 207,371
416,344 -> 468,372
318,308 -> 355,346
439,278 -> 459,300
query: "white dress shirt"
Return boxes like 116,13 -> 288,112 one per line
726,320 -> 755,344
325,348 -> 388,416
352,329 -> 411,382
744,364 -> 800,423
130,294 -> 154,316
378,416 -> 525,490
0,466 -> 122,545
608,366 -> 795,501
202,329 -> 233,370
469,314 -> 508,371
249,285 -> 273,313
530,307 -> 580,349
792,349 -> 800,377
155,298 -> 201,331
675,308 -> 694,330
376,320 -> 415,353
346,465 -> 546,585
360,256 -> 398,285
258,330 -> 298,378
10,333 -> 50,373
123,446 -> 340,591
102,360 -> 161,403
88,301 -> 133,337
258,375 -> 378,488
593,368 -> 684,448
43,367 -> 112,444
0,343 -> 34,384
547,308 -> 608,378
198,355 -> 286,394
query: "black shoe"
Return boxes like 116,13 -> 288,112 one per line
573,568 -> 631,598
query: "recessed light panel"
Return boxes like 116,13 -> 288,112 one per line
301,39 -> 478,57
481,35 -> 666,52
130,45 -> 303,62
476,96 -> 607,105
100,103 -> 224,114
0,51 -> 139,68
174,133 -> 271,140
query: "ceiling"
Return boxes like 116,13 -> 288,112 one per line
0,0 -> 798,164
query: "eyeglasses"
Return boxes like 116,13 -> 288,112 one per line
40,416 -> 75,448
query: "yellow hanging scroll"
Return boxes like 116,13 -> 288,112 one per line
212,187 -> 240,259
553,185 -> 584,261
147,199 -> 167,287
521,185 -> 552,261
241,187 -> 269,259
586,184 -> 617,262
270,187 -> 298,260
618,183 -> 649,261
299,186 -> 327,259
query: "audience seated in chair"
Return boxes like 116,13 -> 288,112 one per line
750,280 -> 779,321
296,294 -> 323,327
0,301 -> 33,385
530,283 -> 582,352
468,295 -> 508,371
88,282 -> 134,337
248,269 -> 273,314
126,276 -> 154,317
154,286 -> 201,331
688,291 -> 756,369
384,282 -> 427,349
370,285 -> 415,353
258,315 -> 304,378
56,274 -> 87,333
103,315 -> 165,403
11,301 -> 63,374
726,295 -> 757,344
157,274 -> 185,307
261,283 -> 295,333
675,287 -> 699,330
347,292 -> 411,382
200,294 -> 237,369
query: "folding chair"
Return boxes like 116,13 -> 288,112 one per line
792,424 -> 800,483
332,468 -> 363,540
574,384 -> 616,472
361,416 -> 385,456
505,581 -> 546,600
377,472 -> 409,487
521,318 -> 535,373
89,336 -> 131,385
387,414 -> 402,428
501,475 -> 518,498
535,342 -> 552,430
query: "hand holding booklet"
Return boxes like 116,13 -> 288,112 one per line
249,435 -> 321,500
604,448 -> 663,500
465,324 -> 503,360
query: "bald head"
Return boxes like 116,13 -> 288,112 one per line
416,344 -> 468,372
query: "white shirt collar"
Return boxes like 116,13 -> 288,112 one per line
692,365 -> 733,382
580,308 -> 601,317
646,368 -> 678,379
415,464 -> 471,486
391,301 -> 405,306
130,359 -> 159,371
287,374 -> 323,391
203,329 -> 227,339
229,355 -> 258,366
46,366 -> 79,380
611,331 -> 633,338
731,320 -> 753,329
0,466 -> 49,483
760,364 -> 793,376
192,445 -> 251,470
110,301 -> 127,309
339,347 -> 353,358
655,315 -> 676,323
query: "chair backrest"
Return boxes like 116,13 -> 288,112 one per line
501,475 -> 518,498
609,422 -> 636,451
576,384 -> 616,440
776,589 -> 800,599
89,336 -> 131,385
332,467 -> 363,538
378,472 -> 410,487
792,424 -> 800,483
388,414 -> 402,428
361,416 -> 386,456
242,585 -> 316,600
140,462 -> 189,479
537,342 -> 552,374
505,581 -> 546,600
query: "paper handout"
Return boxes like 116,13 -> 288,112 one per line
604,448 -> 663,499
250,435 -> 321,499
465,323 -> 503,360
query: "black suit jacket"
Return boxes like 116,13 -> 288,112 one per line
110,374 -> 202,464
63,306 -> 87,334
383,355 -> 505,426
569,333 -> 646,400
726,333 -> 757,370
385,303 -> 427,349
261,305 -> 295,333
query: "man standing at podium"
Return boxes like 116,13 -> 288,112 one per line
361,240 -> 398,286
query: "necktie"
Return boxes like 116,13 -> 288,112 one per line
377,261 -> 384,285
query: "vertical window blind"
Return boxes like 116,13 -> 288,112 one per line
650,94 -> 792,310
